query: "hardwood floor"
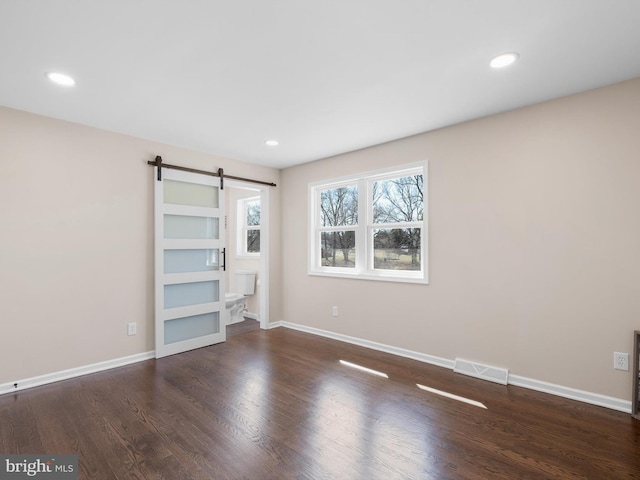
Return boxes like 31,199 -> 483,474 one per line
1,327 -> 639,479
226,318 -> 260,338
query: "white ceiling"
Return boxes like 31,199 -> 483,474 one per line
1,1 -> 639,169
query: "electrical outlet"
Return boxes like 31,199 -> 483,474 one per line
332,306 -> 338,317
128,322 -> 137,336
614,352 -> 629,371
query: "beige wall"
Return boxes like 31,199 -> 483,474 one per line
2,78 -> 639,402
0,107 -> 281,384
280,78 -> 640,401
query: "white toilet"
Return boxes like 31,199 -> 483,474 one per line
225,270 -> 256,325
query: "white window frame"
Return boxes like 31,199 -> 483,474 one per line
308,161 -> 428,284
237,196 -> 261,257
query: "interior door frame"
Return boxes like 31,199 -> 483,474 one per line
226,178 -> 270,329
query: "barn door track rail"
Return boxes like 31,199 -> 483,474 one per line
148,156 -> 277,189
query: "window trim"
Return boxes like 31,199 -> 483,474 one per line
236,195 -> 261,257
308,161 -> 428,284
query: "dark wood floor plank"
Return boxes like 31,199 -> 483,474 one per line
2,327 -> 640,479
226,318 -> 260,338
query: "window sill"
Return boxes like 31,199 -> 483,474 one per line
308,269 -> 428,285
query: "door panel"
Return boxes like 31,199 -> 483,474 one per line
164,312 -> 220,345
164,215 -> 220,239
164,281 -> 219,309
163,179 -> 219,207
163,249 -> 220,273
155,168 -> 225,358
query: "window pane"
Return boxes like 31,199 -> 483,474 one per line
246,200 -> 260,226
321,231 -> 355,268
247,229 -> 260,253
373,175 -> 423,223
320,185 -> 358,226
373,228 -> 421,271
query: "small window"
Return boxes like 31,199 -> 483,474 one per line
309,163 -> 427,283
237,196 -> 260,256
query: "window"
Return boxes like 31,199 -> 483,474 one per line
309,162 -> 427,283
237,196 -> 260,256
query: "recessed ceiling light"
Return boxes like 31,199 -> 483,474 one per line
46,72 -> 76,86
265,140 -> 279,147
490,52 -> 519,69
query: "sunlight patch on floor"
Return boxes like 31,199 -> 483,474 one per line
417,383 -> 487,409
339,360 -> 389,378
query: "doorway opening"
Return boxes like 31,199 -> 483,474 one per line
225,179 -> 270,334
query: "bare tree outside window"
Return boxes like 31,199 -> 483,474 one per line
310,163 -> 427,282
372,175 -> 423,270
247,200 -> 260,226
238,197 -> 260,255
246,200 -> 260,253
320,186 -> 357,267
373,175 -> 423,223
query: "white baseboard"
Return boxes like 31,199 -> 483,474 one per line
244,312 -> 259,321
3,323 -> 632,415
0,351 -> 155,396
508,374 -> 631,413
276,321 -> 453,369
274,321 -> 632,414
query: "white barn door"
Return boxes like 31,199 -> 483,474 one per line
154,168 -> 226,358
